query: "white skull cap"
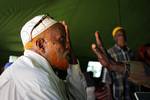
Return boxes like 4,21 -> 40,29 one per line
20,15 -> 57,46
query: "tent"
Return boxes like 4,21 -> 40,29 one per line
0,0 -> 150,70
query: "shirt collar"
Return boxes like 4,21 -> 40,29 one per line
24,50 -> 60,81
114,44 -> 130,51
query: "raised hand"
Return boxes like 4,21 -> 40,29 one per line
61,21 -> 71,51
91,31 -> 111,69
60,21 -> 77,64
91,31 -> 126,73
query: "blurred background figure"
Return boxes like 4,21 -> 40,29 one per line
107,26 -> 134,100
138,43 -> 150,76
4,55 -> 18,69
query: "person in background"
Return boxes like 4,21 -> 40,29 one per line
83,30 -> 130,100
0,14 -> 87,100
106,26 -> 134,100
92,26 -> 133,100
91,30 -> 135,100
0,14 -> 135,100
138,43 -> 150,76
84,26 -> 134,100
4,55 -> 19,69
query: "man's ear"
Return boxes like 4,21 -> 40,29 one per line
36,38 -> 45,53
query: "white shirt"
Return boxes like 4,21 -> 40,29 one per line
0,50 -> 87,100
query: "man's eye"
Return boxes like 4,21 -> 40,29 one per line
59,37 -> 66,43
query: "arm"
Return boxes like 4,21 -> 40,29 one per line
66,63 -> 87,100
61,21 -> 87,100
91,31 -> 127,74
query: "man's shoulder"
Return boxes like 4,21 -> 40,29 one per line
107,45 -> 118,54
6,56 -> 49,83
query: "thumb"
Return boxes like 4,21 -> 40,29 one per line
91,43 -> 103,59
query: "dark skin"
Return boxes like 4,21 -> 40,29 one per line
26,22 -> 75,79
27,21 -> 77,71
28,21 -> 126,74
91,31 -> 129,99
91,31 -> 126,73
114,30 -> 127,49
31,25 -> 125,73
29,23 -> 72,71
60,21 -> 77,64
32,26 -> 124,73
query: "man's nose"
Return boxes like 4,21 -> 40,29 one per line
65,42 -> 70,50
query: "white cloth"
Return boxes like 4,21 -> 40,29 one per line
0,50 -> 87,100
21,15 -> 57,46
86,86 -> 95,100
9,55 -> 18,62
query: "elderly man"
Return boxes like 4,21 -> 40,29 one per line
0,15 -> 87,100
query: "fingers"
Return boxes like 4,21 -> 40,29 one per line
95,86 -> 109,100
95,31 -> 103,49
60,20 -> 72,51
60,21 -> 69,39
91,43 -> 103,59
91,43 -> 96,49
91,43 -> 110,67
60,20 -> 68,34
92,31 -> 112,68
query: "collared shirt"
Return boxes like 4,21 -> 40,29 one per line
0,50 -> 87,100
107,44 -> 133,100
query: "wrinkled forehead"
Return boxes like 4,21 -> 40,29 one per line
51,23 -> 66,33
44,23 -> 66,39
50,23 -> 66,35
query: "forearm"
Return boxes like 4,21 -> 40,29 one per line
110,63 -> 127,74
66,63 -> 87,100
